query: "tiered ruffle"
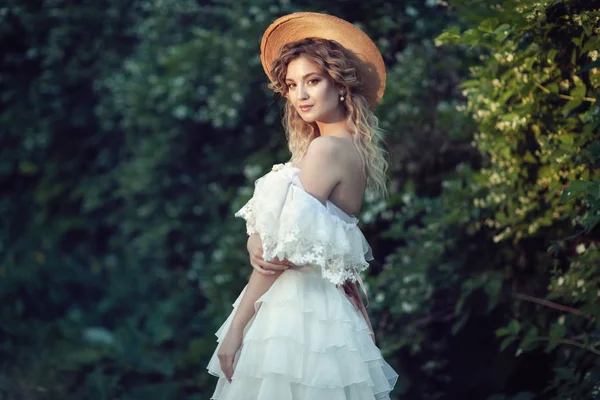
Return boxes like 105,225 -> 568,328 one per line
207,268 -> 398,399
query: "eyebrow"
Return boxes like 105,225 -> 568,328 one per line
285,72 -> 321,83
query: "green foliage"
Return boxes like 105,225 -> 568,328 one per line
1,0 -> 289,398
445,5 -> 600,396
376,0 -> 600,398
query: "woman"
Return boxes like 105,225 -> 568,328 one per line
207,12 -> 398,400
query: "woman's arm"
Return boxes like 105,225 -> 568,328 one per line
248,232 -> 292,275
218,269 -> 283,382
230,268 -> 284,330
234,232 -> 294,329
218,234 -> 286,382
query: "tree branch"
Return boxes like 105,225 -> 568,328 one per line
536,82 -> 597,102
536,336 -> 600,357
510,292 -> 593,319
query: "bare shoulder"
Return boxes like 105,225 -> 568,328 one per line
297,136 -> 344,204
304,135 -> 343,160
308,135 -> 362,170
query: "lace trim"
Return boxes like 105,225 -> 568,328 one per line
235,162 -> 372,285
235,199 -> 257,235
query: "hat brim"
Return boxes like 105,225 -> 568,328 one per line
260,12 -> 386,108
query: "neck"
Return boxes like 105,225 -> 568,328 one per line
315,107 -> 349,137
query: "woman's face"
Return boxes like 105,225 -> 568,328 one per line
285,56 -> 343,123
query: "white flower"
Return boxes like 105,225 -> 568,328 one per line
401,193 -> 411,205
557,276 -> 565,286
576,243 -> 586,254
271,163 -> 285,172
401,302 -> 416,313
243,164 -> 262,180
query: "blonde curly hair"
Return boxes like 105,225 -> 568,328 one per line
268,37 -> 389,199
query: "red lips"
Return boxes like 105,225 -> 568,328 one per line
299,105 -> 313,112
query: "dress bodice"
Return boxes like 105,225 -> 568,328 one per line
235,162 -> 373,286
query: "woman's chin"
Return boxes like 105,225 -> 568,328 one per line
298,114 -> 317,123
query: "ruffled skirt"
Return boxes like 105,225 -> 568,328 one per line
206,266 -> 398,399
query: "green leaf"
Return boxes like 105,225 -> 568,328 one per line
83,326 -> 116,347
570,78 -> 587,99
478,18 -> 499,33
484,276 -> 502,313
560,180 -> 594,204
494,23 -> 510,34
549,322 -> 566,340
545,339 -> 559,352
151,323 -> 174,345
494,30 -> 510,42
582,140 -> 600,163
557,134 -> 574,146
523,151 -> 536,163
461,79 -> 482,88
462,28 -> 481,47
554,367 -> 577,381
452,310 -> 471,335
588,181 -> 600,200
499,89 -> 515,104
18,161 -> 39,175
582,20 -> 593,37
546,82 -> 559,93
562,98 -> 583,116
65,347 -> 106,367
577,58 -> 600,74
500,335 -> 516,351
507,319 -> 521,335
496,327 -> 510,337
435,26 -> 461,46
455,294 -> 467,313
519,326 -> 539,351
509,319 -> 522,334
582,35 -> 600,52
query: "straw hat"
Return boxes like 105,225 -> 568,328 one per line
260,12 -> 386,108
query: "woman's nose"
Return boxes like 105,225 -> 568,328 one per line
296,84 -> 308,100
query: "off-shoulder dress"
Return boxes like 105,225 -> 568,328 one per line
207,162 -> 398,400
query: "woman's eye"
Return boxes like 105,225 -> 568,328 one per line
308,79 -> 320,85
287,83 -> 296,89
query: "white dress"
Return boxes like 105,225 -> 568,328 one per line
206,162 -> 398,400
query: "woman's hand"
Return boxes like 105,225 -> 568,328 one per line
218,325 -> 244,383
247,233 -> 293,275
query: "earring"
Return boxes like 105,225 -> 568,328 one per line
340,93 -> 345,102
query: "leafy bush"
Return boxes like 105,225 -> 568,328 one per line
376,0 -> 599,398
